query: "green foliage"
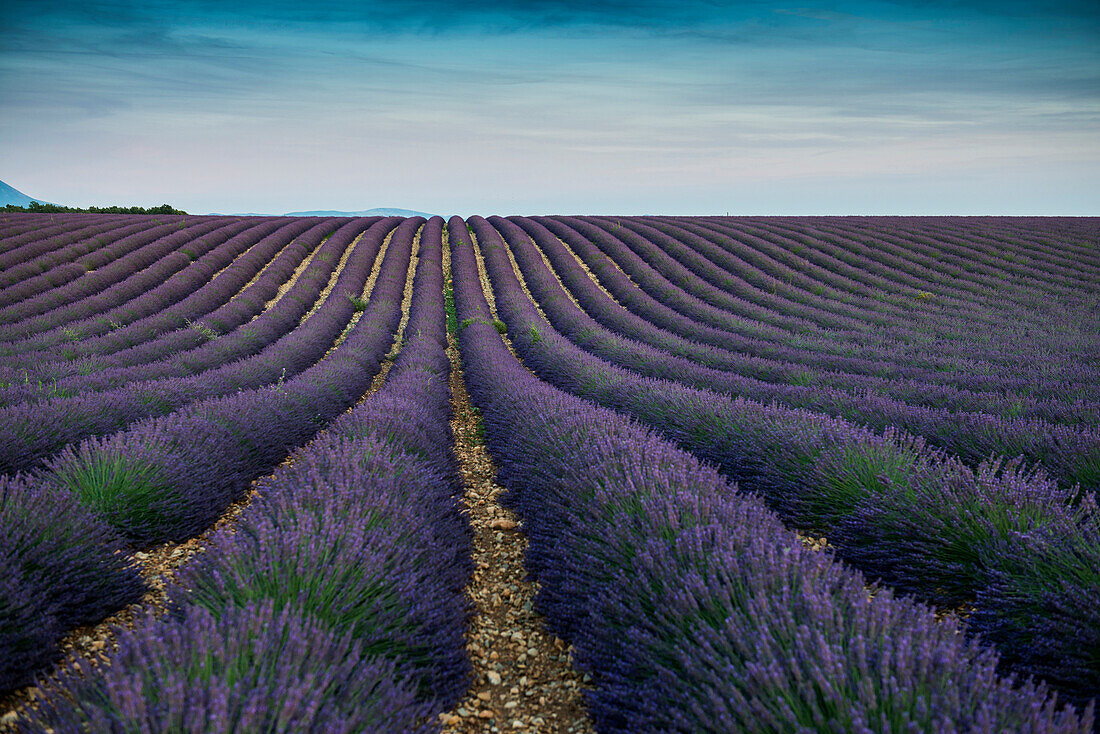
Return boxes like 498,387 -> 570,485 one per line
803,443 -> 919,532
347,293 -> 369,312
184,318 -> 218,341
95,316 -> 123,331
459,316 -> 506,333
444,279 -> 458,335
3,201 -> 187,215
51,454 -> 175,535
270,367 -> 288,394
789,371 -> 814,387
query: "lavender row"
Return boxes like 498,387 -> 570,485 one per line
728,217 -> 1026,311
566,215 -> 859,338
905,217 -> 1099,291
0,215 -> 146,272
0,217 -> 263,346
766,218 -> 1100,388
648,216 -> 943,327
470,216 -> 1100,707
663,216 -> 1008,333
590,216 -> 1098,381
0,217 -> 294,360
449,217 -> 1092,732
86,218 -> 356,364
174,215 -> 470,712
0,213 -> 62,242
0,217 -> 401,475
781,216 -> 1095,310
0,218 -> 158,290
35,215 -> 418,544
25,217 -> 469,731
735,216 -> 1091,313
730,217 -> 1100,364
729,215 -> 1098,363
490,216 -> 1100,488
539,215 -> 956,381
0,218 -> 196,314
979,217 -> 1100,270
542,216 -> 1093,401
603,215 -> 887,333
0,214 -> 138,256
0,214 -> 91,250
767,216 -> 1084,302
26,605 -> 433,734
595,216 -> 1100,417
0,218 -> 419,698
508,216 -> 1099,426
645,218 -> 1100,400
0,217 -> 244,338
0,217 -> 351,402
7,217 -> 342,374
525,216 -> 952,388
799,217 -> 1100,354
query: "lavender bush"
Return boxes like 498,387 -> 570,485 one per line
24,603 -> 433,734
0,473 -> 144,691
0,564 -> 62,692
973,497 -> 1100,711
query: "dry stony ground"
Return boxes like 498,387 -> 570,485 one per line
440,340 -> 594,734
441,234 -> 594,733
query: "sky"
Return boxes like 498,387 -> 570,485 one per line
1,0 -> 1098,215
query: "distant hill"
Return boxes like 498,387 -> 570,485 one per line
283,207 -> 433,218
0,179 -> 52,207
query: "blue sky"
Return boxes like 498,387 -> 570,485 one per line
1,0 -> 1097,214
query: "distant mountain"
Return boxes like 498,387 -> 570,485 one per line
1,179 -> 53,207
283,207 -> 433,218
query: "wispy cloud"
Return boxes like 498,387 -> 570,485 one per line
1,0 -> 1096,213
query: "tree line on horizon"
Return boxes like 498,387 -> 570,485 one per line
3,202 -> 188,215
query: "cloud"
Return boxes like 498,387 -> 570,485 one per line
0,0 -> 1096,214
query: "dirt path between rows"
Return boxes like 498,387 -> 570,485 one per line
440,236 -> 593,734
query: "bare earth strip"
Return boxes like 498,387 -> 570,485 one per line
553,225 -> 646,302
294,227 -> 372,324
440,236 -> 594,734
363,223 -> 422,392
497,229 -> 550,325
549,233 -> 627,310
225,223 -> 326,305
253,227 -> 353,320
469,228 -> 499,317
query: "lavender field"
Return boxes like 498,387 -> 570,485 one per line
1,212 -> 1097,732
